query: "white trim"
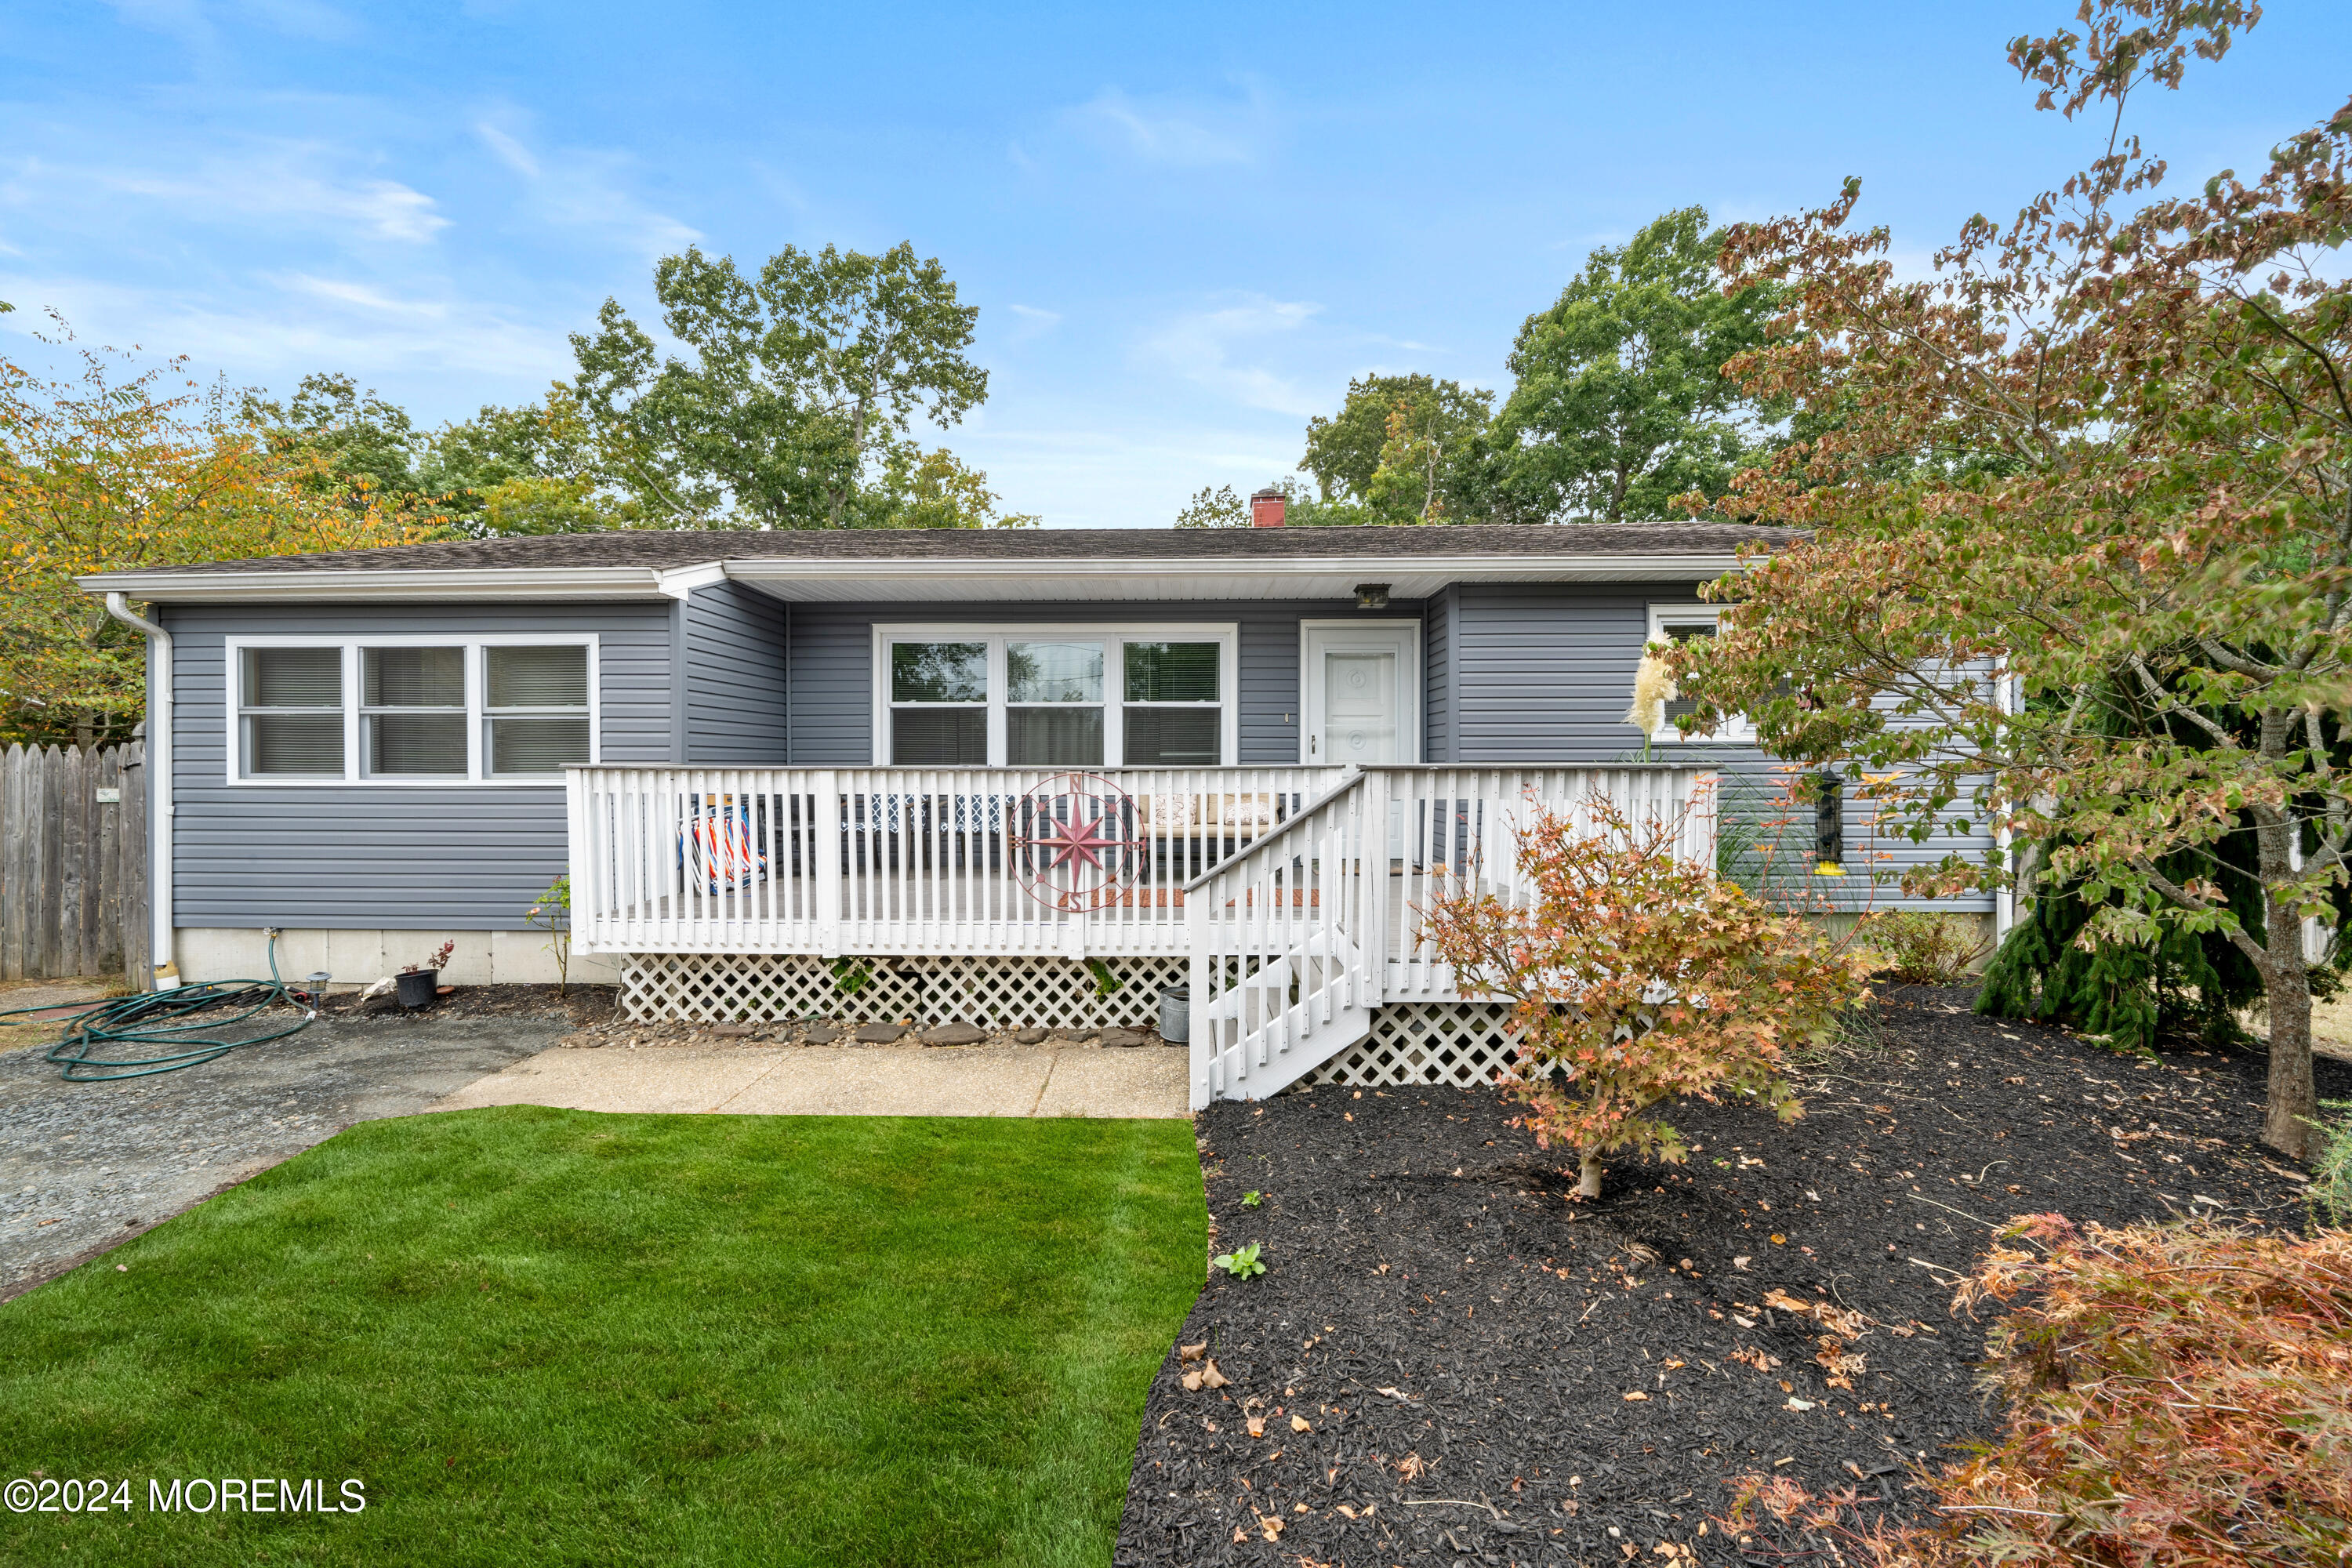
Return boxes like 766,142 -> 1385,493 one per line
1298,619 -> 1423,765
868,622 -> 1240,768
1644,602 -> 1753,745
655,562 -> 728,600
223,633 -> 601,787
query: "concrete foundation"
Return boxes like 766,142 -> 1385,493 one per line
171,928 -> 618,991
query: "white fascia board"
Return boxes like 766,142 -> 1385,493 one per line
75,566 -> 691,603
75,550 -> 1754,605
719,553 -> 1751,602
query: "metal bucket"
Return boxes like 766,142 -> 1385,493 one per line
1158,984 -> 1189,1044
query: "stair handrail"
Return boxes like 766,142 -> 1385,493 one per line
1180,765 -> 1365,895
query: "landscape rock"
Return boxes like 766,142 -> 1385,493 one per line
709,1022 -> 756,1037
920,1022 -> 988,1047
800,1024 -> 843,1045
854,1023 -> 906,1044
1013,1026 -> 1050,1045
1098,1027 -> 1151,1048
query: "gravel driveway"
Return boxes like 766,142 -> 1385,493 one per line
2,997 -> 572,1301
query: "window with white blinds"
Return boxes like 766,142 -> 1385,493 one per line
874,624 -> 1238,768
486,645 -> 590,777
241,647 -> 345,777
1642,604 -> 1751,744
228,637 -> 598,783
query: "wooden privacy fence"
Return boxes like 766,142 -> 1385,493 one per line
0,742 -> 148,985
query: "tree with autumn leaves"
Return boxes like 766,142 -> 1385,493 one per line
1425,797 -> 1871,1200
1666,0 -> 2352,1156
0,322 -> 443,746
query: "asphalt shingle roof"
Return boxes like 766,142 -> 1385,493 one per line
107,521 -> 1798,578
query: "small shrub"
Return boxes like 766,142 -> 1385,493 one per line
1240,1190 -> 1262,1207
1213,1243 -> 1265,1279
2309,1100 -> 2352,1225
1424,796 -> 1871,1198
525,875 -> 572,998
1723,1216 -> 2352,1566
1854,910 -> 1991,985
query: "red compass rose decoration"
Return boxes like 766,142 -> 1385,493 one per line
1010,772 -> 1148,913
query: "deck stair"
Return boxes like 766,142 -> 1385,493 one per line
1186,769 -> 1384,1105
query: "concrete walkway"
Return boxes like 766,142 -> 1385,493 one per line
432,1042 -> 1190,1119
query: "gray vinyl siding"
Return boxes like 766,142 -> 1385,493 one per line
683,579 -> 789,764
785,599 -> 1424,766
162,602 -> 672,930
1446,582 -> 1994,910
1423,585 -> 1456,763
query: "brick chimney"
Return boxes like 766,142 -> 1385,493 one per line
1250,486 -> 1287,528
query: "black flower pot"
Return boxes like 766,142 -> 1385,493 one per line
394,970 -> 439,1008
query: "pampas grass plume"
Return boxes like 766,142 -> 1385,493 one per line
1625,652 -> 1677,735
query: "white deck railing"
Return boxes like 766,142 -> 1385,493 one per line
564,764 -> 1716,987
1182,765 -> 1716,1101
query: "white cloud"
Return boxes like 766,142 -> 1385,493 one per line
474,123 -> 540,179
1064,86 -> 1268,168
1141,295 -> 1324,416
235,0 -> 358,42
274,273 -> 450,319
467,116 -> 699,260
103,0 -> 218,53
1002,303 -> 1062,343
0,269 -> 567,388
31,153 -> 452,243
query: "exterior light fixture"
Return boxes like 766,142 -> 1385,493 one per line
1354,583 -> 1390,610
1813,770 -> 1845,875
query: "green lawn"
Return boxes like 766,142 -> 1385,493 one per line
0,1108 -> 1205,1567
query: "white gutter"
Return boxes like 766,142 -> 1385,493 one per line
103,593 -> 176,989
718,552 -> 1754,592
76,564 -> 682,604
78,550 -> 1759,604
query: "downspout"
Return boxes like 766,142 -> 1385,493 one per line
103,593 -> 176,989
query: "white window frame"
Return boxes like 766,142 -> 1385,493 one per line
869,622 -> 1240,768
1644,603 -> 1751,745
223,633 -> 601,786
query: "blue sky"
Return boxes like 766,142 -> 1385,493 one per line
2,2 -> 2347,527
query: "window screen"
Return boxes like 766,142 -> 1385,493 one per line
1123,641 -> 1221,765
1007,641 -> 1102,766
891,641 -> 989,765
485,645 -> 590,778
363,647 -> 466,776
241,647 -> 344,776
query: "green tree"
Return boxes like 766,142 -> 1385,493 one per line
855,445 -> 1036,530
1301,374 -> 1491,522
423,387 -> 644,535
1,334 -> 442,746
1483,206 -> 1776,524
1174,483 -> 1246,528
569,241 -> 990,529
239,372 -> 427,512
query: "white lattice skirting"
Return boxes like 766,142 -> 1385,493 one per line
618,951 -> 1186,1029
619,953 -> 1521,1091
1294,1002 -> 1521,1091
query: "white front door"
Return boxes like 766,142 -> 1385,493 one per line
1302,624 -> 1417,766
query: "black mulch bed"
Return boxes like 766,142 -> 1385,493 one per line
1116,985 -> 2342,1568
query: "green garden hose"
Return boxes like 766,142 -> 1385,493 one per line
2,935 -> 316,1083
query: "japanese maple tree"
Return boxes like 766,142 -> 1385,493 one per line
1423,796 -> 1870,1199
1668,0 -> 2352,1153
